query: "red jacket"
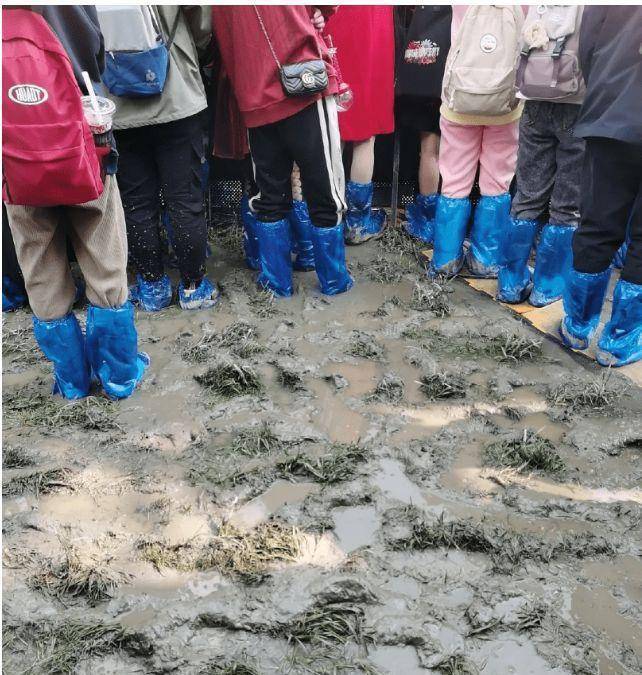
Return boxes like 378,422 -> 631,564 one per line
211,5 -> 338,128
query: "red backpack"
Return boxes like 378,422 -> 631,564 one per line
2,9 -> 103,206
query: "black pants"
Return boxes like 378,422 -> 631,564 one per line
115,114 -> 207,283
248,96 -> 346,228
572,137 -> 642,285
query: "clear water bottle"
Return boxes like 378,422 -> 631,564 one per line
324,35 -> 354,112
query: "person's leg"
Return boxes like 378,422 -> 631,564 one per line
289,163 -> 316,271
498,103 -> 556,302
429,119 -> 479,277
66,175 -> 149,398
154,114 -> 218,309
529,104 -> 585,306
350,136 -> 376,185
466,121 -> 519,278
596,180 -> 642,366
405,131 -> 441,243
6,204 -> 90,398
283,97 -> 352,294
248,120 -> 295,297
114,126 -> 171,311
2,204 -> 28,311
560,137 -> 638,351
241,157 -> 260,270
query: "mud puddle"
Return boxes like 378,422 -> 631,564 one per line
3,235 -> 641,674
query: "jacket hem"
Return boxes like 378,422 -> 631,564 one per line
113,102 -> 208,131
440,102 -> 524,127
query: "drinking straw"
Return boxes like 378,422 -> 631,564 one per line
81,71 -> 100,114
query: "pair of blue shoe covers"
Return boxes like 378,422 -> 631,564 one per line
33,302 -> 149,400
559,270 -> 642,367
129,274 -> 220,312
428,193 -> 512,280
240,195 -> 353,297
497,219 -> 576,306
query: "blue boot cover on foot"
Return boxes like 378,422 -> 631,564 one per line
497,218 -> 538,303
33,313 -> 90,399
529,223 -> 575,307
241,195 -> 260,271
311,223 -> 354,295
559,268 -> 611,350
429,196 -> 471,278
596,280 -> 642,367
2,274 -> 28,312
404,193 -> 437,244
86,302 -> 149,399
129,274 -> 172,312
466,193 -> 511,278
255,218 -> 293,297
289,200 -> 316,271
344,181 -> 386,244
178,276 -> 221,310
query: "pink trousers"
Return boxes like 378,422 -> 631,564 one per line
439,118 -> 519,198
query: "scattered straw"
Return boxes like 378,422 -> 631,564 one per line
482,430 -> 566,474
195,362 -> 262,399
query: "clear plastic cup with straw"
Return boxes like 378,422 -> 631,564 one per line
80,71 -> 116,135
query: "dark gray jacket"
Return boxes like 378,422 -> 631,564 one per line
574,5 -> 642,145
33,5 -> 104,92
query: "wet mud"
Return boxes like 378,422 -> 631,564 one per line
3,229 -> 642,674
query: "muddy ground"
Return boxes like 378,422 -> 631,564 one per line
2,222 -> 642,675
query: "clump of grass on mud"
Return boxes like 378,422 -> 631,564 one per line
30,542 -> 130,604
5,619 -> 151,675
480,332 -> 542,362
181,321 -> 265,363
409,280 -> 451,317
365,372 -> 404,404
2,320 -> 44,370
482,429 -> 566,474
379,221 -> 422,258
249,289 -> 280,319
276,365 -> 305,391
230,422 -> 281,457
346,332 -> 385,360
434,654 -> 479,674
3,389 -> 119,431
419,372 -> 467,400
278,443 -> 367,484
548,373 -> 622,412
3,467 -> 72,497
139,522 -> 305,583
2,445 -> 37,468
195,362 -> 262,398
201,663 -> 259,675
388,510 -> 615,573
285,602 -> 366,647
367,255 -> 408,284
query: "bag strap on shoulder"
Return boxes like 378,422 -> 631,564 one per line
164,6 -> 181,51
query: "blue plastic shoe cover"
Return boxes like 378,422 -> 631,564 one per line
529,223 -> 575,307
559,267 -> 611,350
429,196 -> 472,278
255,218 -> 294,297
497,218 -> 538,304
241,195 -> 260,271
466,193 -> 511,278
344,181 -> 386,244
85,302 -> 149,399
404,193 -> 438,243
178,276 -> 220,310
2,274 -> 28,312
129,274 -> 172,312
33,312 -> 90,399
596,279 -> 642,367
310,223 -> 354,295
289,200 -> 316,271
612,240 -> 629,270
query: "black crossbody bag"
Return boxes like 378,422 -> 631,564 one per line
254,6 -> 328,97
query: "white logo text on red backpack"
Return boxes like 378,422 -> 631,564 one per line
8,83 -> 48,105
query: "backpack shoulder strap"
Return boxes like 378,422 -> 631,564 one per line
165,6 -> 181,51
2,8 -> 68,58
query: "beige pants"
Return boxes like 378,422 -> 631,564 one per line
5,175 -> 129,321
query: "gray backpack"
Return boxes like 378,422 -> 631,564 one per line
516,5 -> 586,101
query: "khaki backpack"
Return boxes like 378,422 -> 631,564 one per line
442,5 -> 523,117
516,5 -> 585,101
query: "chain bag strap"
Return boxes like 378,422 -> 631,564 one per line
254,6 -> 328,97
